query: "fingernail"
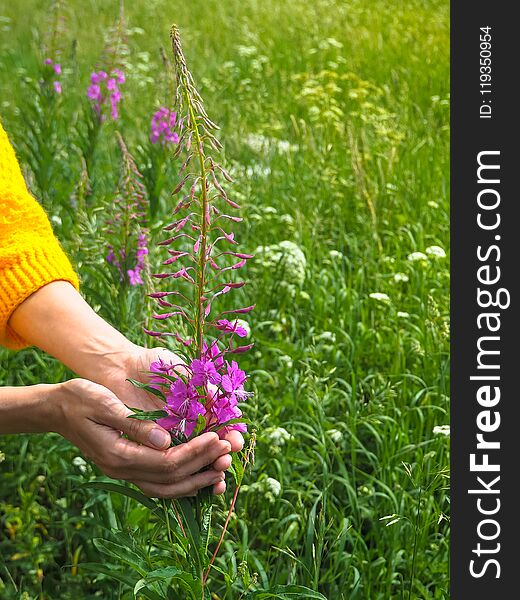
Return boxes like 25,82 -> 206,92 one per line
149,428 -> 170,449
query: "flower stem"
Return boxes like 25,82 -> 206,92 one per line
202,435 -> 256,585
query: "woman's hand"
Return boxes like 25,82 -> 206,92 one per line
53,378 -> 233,497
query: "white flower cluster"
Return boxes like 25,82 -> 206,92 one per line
243,475 -> 282,503
407,245 -> 447,263
263,426 -> 293,447
433,425 -> 450,437
255,240 -> 307,288
244,133 -> 298,154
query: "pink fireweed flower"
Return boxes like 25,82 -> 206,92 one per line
150,107 -> 180,145
149,357 -> 178,388
221,360 -> 250,403
88,68 -> 124,121
43,58 -> 62,94
127,268 -> 143,286
191,357 -> 222,387
214,319 -> 248,337
157,378 -> 205,437
203,341 -> 225,371
126,231 -> 148,286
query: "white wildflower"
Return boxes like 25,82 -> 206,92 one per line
425,245 -> 447,259
433,425 -> 450,437
236,45 -> 258,57
317,331 -> 336,343
264,426 -> 293,446
279,354 -> 293,369
393,273 -> 409,283
328,429 -> 343,443
72,456 -> 88,473
245,164 -> 271,178
407,251 -> 428,262
369,292 -> 391,303
397,311 -> 410,318
329,250 -> 343,260
255,240 -> 307,287
264,477 -> 282,497
244,133 -> 269,152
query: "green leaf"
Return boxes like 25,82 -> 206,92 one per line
191,413 -> 208,437
92,538 -> 147,576
126,379 -> 166,400
243,585 -> 328,599
127,409 -> 168,421
174,497 -> 202,571
229,451 -> 245,486
78,562 -> 137,587
207,417 -> 252,432
200,503 -> 213,557
134,566 -> 183,597
82,481 -> 165,522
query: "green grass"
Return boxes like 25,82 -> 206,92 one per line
0,0 -> 449,598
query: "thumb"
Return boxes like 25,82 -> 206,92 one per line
100,398 -> 172,450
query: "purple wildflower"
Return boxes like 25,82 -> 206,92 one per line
43,58 -> 62,94
203,341 -> 225,371
150,107 -> 180,145
191,357 -> 222,387
221,361 -> 249,402
157,379 -> 205,437
87,68 -> 124,121
214,319 -> 248,337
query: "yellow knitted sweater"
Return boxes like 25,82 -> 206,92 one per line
0,120 -> 79,349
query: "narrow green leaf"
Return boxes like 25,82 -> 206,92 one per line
92,538 -> 147,576
243,585 -> 328,599
82,481 -> 165,522
127,409 -> 168,421
126,379 -> 166,400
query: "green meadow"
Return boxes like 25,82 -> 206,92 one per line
0,0 -> 449,598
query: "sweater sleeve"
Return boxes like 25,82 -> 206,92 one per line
0,120 -> 79,350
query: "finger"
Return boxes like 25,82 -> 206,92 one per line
106,431 -> 231,484
97,396 -> 171,450
212,453 -> 232,472
222,430 -> 244,452
132,469 -> 225,499
212,480 -> 227,495
165,433 -> 231,480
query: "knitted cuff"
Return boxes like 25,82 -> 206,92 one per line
0,243 -> 79,350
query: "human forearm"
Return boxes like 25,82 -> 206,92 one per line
8,281 -> 138,387
0,383 -> 59,434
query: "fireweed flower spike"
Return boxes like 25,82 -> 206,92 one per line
137,25 -> 254,443
150,107 -> 180,145
105,133 -> 149,287
43,57 -> 62,94
87,68 -> 125,121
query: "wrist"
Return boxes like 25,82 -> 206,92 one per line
81,336 -> 140,388
40,383 -> 68,435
